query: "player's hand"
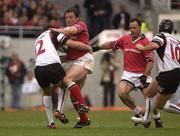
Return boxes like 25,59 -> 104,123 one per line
139,75 -> 147,85
92,46 -> 100,52
136,44 -> 144,51
89,47 -> 93,53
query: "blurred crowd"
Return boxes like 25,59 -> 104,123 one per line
0,0 -> 62,28
0,0 -> 152,39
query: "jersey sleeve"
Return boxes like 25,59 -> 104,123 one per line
151,33 -> 165,47
74,21 -> 86,33
111,37 -> 124,51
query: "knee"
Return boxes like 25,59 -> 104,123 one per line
63,75 -> 72,85
155,104 -> 164,110
157,100 -> 169,110
118,90 -> 128,98
144,91 -> 150,97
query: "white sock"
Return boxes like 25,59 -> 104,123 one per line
57,88 -> 67,113
144,97 -> 154,122
133,106 -> 142,115
163,101 -> 180,114
43,96 -> 54,125
153,112 -> 161,119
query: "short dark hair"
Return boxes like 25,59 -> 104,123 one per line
130,18 -> 142,27
64,8 -> 79,18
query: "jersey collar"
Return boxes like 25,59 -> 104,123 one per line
131,33 -> 145,43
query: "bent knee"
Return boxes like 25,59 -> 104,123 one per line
63,76 -> 72,85
155,104 -> 164,110
118,90 -> 128,98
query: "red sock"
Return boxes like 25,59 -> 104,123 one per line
71,96 -> 88,123
68,84 -> 85,105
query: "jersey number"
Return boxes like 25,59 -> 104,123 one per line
170,44 -> 180,63
35,40 -> 45,56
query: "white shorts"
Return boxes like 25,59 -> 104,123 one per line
121,71 -> 152,88
72,53 -> 94,74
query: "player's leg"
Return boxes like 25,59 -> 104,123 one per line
54,86 -> 69,124
69,69 -> 91,128
131,80 -> 158,125
44,63 -> 65,128
118,81 -> 142,115
63,64 -> 87,107
67,53 -> 93,128
34,66 -> 59,129
142,82 -> 163,128
156,93 -> 180,114
42,86 -> 56,129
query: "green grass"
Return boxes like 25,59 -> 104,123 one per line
0,110 -> 179,136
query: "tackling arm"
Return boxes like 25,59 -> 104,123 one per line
66,40 -> 92,52
50,26 -> 78,35
136,42 -> 159,51
56,32 -> 92,51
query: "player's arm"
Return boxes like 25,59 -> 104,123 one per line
57,32 -> 92,51
51,26 -> 78,35
63,26 -> 78,35
139,48 -> 154,84
92,42 -> 112,52
139,59 -> 154,85
66,40 -> 92,52
143,44 -> 155,76
136,42 -> 159,51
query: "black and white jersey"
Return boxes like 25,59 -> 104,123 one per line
34,30 -> 64,66
152,32 -> 180,73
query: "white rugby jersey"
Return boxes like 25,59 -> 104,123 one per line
35,30 -> 61,66
152,32 -> 180,73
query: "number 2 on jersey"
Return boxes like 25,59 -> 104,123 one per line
35,40 -> 45,56
170,44 -> 180,63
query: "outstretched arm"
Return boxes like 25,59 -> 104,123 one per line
56,32 -> 92,51
136,42 -> 159,51
50,26 -> 78,35
92,42 -> 112,52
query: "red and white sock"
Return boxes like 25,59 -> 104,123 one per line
71,97 -> 89,123
68,82 -> 85,105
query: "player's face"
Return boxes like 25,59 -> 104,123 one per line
64,12 -> 79,26
129,21 -> 141,38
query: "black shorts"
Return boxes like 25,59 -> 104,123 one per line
156,68 -> 180,95
34,63 -> 65,88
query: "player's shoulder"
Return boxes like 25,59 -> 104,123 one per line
36,30 -> 49,41
154,32 -> 165,39
76,20 -> 87,26
139,34 -> 150,45
120,34 -> 131,40
141,33 -> 148,40
114,35 -> 128,43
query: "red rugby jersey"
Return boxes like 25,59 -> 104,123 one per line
111,34 -> 154,73
67,20 -> 90,60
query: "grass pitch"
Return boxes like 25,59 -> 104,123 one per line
0,110 -> 179,136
